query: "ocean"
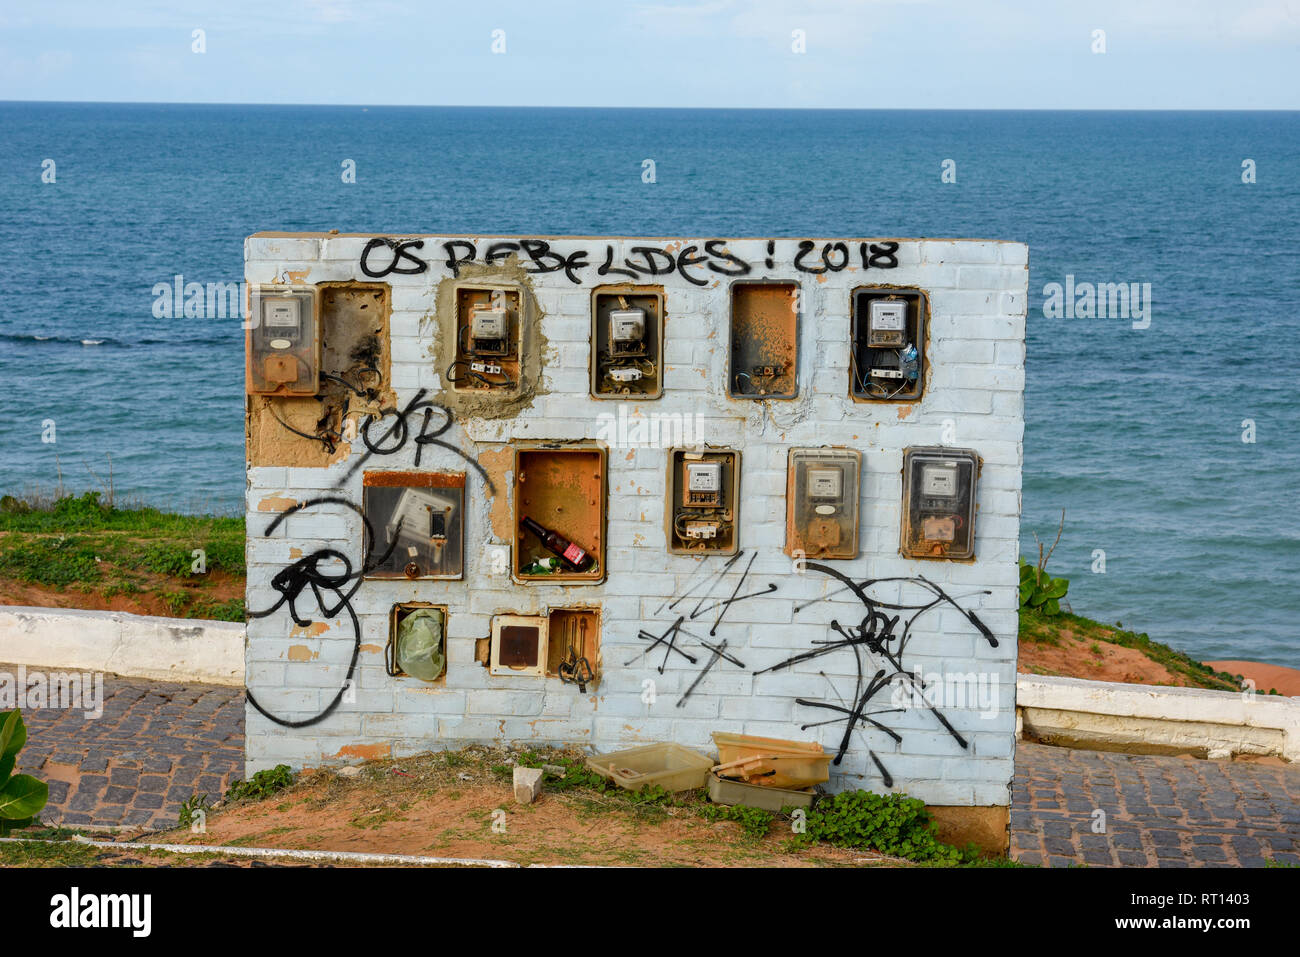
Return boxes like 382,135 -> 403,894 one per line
0,103 -> 1296,665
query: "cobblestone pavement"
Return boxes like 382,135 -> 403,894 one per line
1011,741 -> 1300,867
7,664 -> 244,830
9,664 -> 1300,864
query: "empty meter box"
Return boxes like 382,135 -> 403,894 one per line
452,286 -> 522,392
667,449 -> 740,555
785,448 -> 861,561
591,287 -> 664,398
362,472 -> 465,579
900,447 -> 980,561
850,288 -> 928,402
490,614 -> 548,677
729,282 -> 799,399
246,285 -> 320,396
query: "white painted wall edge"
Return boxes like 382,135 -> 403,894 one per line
1016,674 -> 1300,761
0,607 -> 244,688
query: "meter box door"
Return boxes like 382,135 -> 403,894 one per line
246,285 -> 320,396
451,286 -> 523,394
667,448 -> 741,555
900,447 -> 980,561
490,614 -> 548,677
513,444 -> 607,584
729,282 -> 799,399
850,288 -> 928,402
362,472 -> 466,580
785,448 -> 861,561
590,286 -> 664,399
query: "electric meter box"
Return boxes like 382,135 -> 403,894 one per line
362,472 -> 466,580
900,446 -> 980,561
452,286 -> 523,392
667,448 -> 740,555
246,285 -> 320,396
785,448 -> 861,561
851,288 -> 928,402
591,287 -> 664,399
729,282 -> 799,399
490,614 -> 549,677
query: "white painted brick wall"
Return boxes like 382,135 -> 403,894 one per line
244,234 -> 1027,808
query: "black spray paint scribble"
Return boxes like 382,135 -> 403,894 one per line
640,555 -> 997,785
360,237 -> 901,286
245,497 -> 394,728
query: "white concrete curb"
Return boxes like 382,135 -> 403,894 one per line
0,606 -> 243,687
0,836 -> 515,868
1016,674 -> 1300,762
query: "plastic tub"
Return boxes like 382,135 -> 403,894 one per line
707,772 -> 815,812
586,743 -> 714,792
711,732 -> 830,789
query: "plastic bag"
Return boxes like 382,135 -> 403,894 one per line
396,609 -> 446,681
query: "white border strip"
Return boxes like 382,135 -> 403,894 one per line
0,836 -> 517,868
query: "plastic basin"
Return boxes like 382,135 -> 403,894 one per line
711,732 -> 830,789
586,743 -> 715,792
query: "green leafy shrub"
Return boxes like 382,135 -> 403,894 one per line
699,802 -> 774,839
1020,558 -> 1069,615
0,710 -> 49,836
792,790 -> 975,865
224,765 -> 296,803
1020,509 -> 1069,615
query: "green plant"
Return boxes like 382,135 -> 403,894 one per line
791,790 -> 975,865
177,793 -> 212,829
0,710 -> 49,836
700,802 -> 774,839
1019,508 -> 1069,616
224,764 -> 296,803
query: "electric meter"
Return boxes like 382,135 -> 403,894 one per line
900,447 -> 979,561
246,285 -> 319,396
867,300 -> 908,348
786,448 -> 860,560
685,462 -> 723,506
469,303 -> 509,353
609,308 -> 646,352
669,449 -> 740,555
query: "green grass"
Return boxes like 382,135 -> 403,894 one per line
0,492 -> 244,621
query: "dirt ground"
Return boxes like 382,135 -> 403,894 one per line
1018,630 -> 1186,686
0,569 -> 243,619
145,748 -> 898,868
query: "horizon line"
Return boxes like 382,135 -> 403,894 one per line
2,99 -> 1297,113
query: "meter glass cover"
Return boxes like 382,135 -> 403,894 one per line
869,301 -> 906,331
687,462 -> 722,491
920,464 -> 958,497
807,467 -> 842,500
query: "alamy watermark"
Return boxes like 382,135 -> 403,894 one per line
595,407 -> 706,449
0,666 -> 104,719
1041,274 -> 1151,329
889,667 -> 999,719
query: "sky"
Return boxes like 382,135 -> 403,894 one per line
0,0 -> 1298,110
